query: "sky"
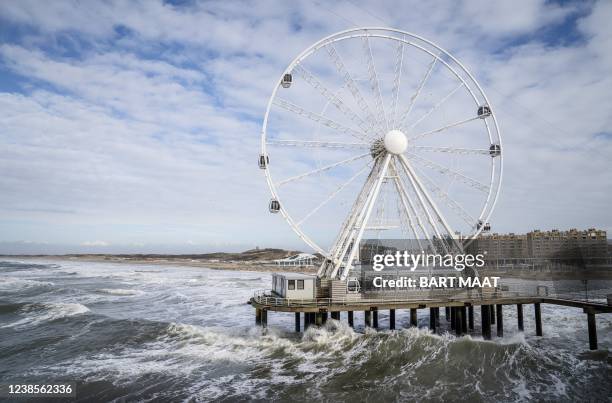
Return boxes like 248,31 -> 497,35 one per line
0,0 -> 611,254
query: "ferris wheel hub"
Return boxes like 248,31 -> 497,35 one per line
383,129 -> 408,154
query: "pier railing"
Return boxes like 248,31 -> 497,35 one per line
252,288 -> 513,308
252,283 -> 612,308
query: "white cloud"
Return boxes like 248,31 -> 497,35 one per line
0,0 -> 610,253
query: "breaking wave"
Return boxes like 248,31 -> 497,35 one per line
97,288 -> 144,296
1,302 -> 90,329
0,277 -> 54,292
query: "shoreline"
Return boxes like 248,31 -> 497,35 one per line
1,255 -> 319,274
3,256 -> 609,279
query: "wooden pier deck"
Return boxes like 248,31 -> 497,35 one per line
249,293 -> 611,350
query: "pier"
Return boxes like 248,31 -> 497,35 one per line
250,292 -> 611,350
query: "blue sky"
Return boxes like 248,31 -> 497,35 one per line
0,0 -> 611,254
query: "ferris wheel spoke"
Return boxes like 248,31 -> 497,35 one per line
408,115 -> 481,142
396,55 -> 438,130
362,34 -> 388,132
292,63 -> 374,136
405,152 -> 490,193
408,145 -> 490,155
276,152 -> 370,187
273,97 -> 369,142
325,44 -> 381,137
296,160 -> 373,227
408,82 -> 464,130
390,40 -> 404,130
268,140 -> 369,149
414,165 -> 477,227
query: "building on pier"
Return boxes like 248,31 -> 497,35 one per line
271,273 -> 316,299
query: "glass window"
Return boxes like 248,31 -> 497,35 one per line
288,280 -> 295,290
297,280 -> 304,290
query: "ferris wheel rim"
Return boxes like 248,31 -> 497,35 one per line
261,27 -> 503,257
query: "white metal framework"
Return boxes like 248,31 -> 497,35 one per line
261,28 -> 502,281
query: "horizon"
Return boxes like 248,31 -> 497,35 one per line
2,227 -> 610,255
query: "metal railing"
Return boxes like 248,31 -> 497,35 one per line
252,282 -> 612,308
253,288 -> 513,308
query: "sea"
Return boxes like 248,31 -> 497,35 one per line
0,260 -> 610,402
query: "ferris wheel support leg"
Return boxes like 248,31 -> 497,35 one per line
330,167 -> 378,260
398,154 -> 463,252
321,164 -> 380,278
316,259 -> 330,277
339,154 -> 392,281
329,162 -> 382,278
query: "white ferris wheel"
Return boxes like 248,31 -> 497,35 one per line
260,28 -> 502,281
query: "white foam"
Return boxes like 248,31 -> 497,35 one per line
0,277 -> 54,291
97,288 -> 144,296
1,303 -> 90,329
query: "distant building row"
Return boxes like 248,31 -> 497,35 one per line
466,228 -> 608,260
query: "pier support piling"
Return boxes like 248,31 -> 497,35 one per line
410,308 -> 418,327
587,313 -> 597,350
490,305 -> 496,325
481,305 -> 491,340
468,306 -> 474,331
261,309 -> 267,328
435,307 -> 440,329
445,307 -> 450,321
295,312 -> 300,332
365,310 -> 372,328
517,304 -> 524,332
372,309 -> 379,329
348,311 -> 354,327
322,312 -> 328,325
389,309 -> 396,330
331,311 -> 340,320
429,308 -> 436,332
455,308 -> 463,336
256,308 -> 262,326
496,304 -> 503,337
315,312 -> 323,327
450,307 -> 456,330
461,306 -> 468,334
534,303 -> 542,336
